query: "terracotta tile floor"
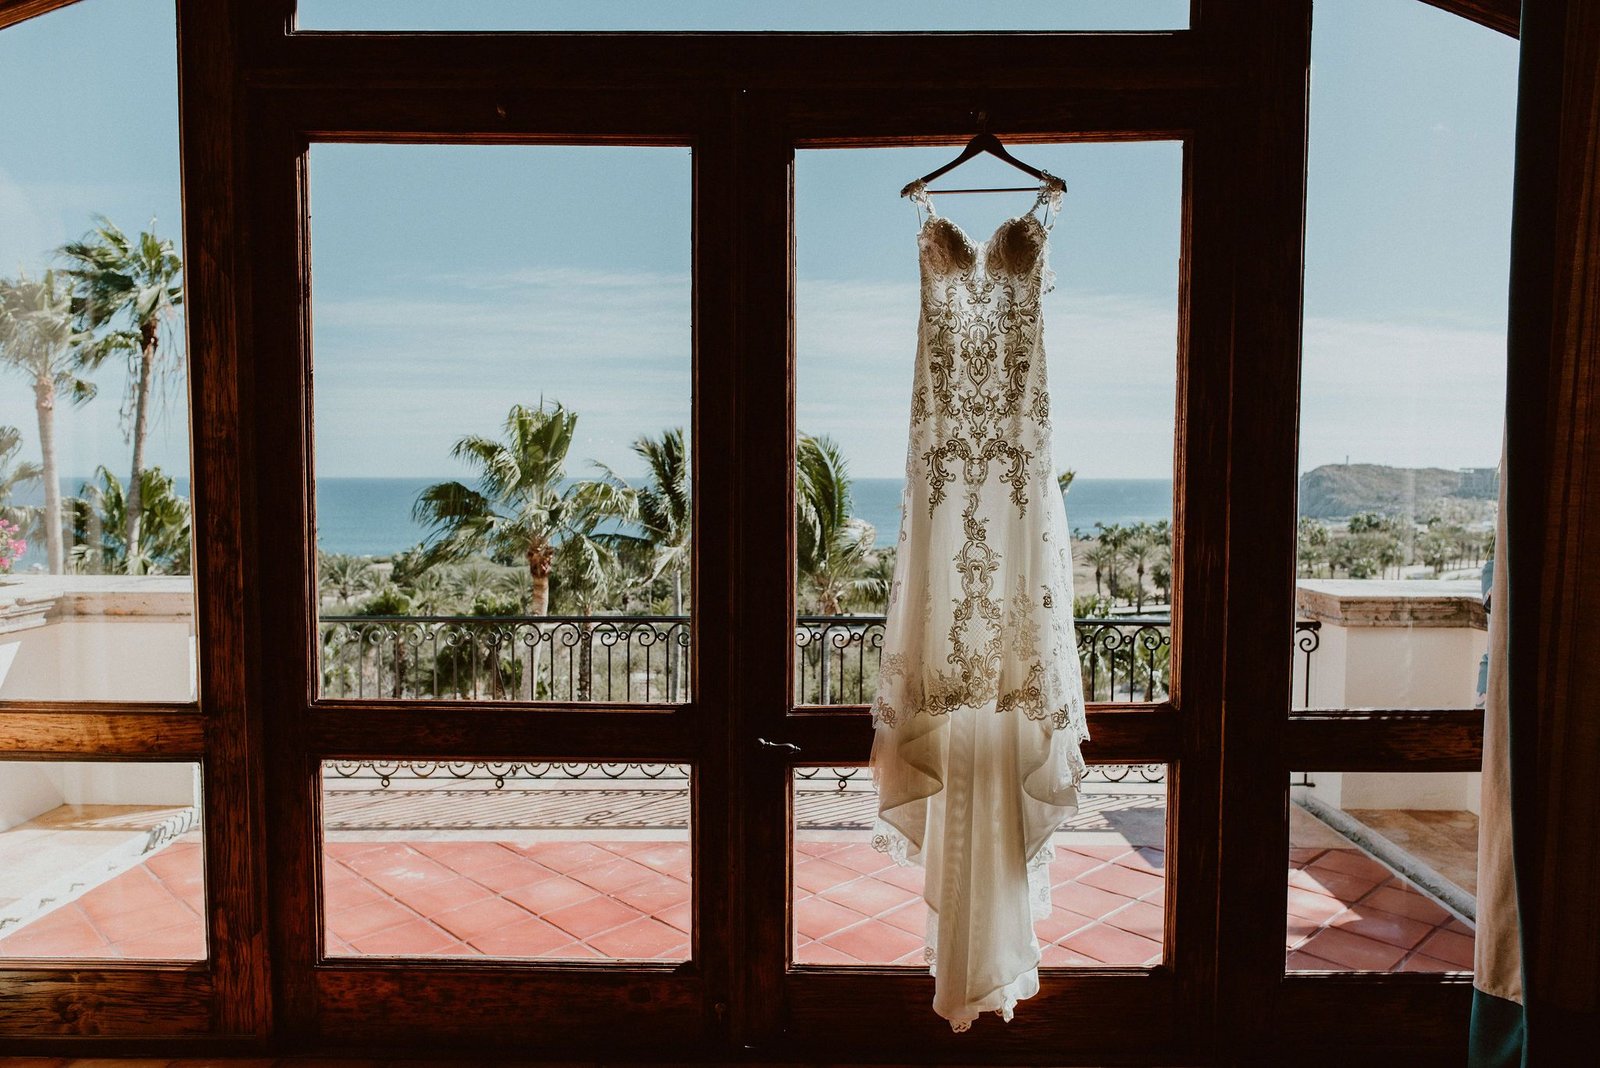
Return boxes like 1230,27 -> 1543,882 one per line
323,838 -> 693,959
0,818 -> 1473,974
0,836 -> 205,959
794,839 -> 1164,967
1286,845 -> 1473,971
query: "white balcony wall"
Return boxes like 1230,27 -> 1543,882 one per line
1294,579 -> 1487,814
0,576 -> 195,702
0,760 -> 198,832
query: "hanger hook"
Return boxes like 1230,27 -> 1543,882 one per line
974,109 -> 989,132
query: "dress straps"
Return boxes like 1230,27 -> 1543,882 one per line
901,178 -> 937,225
1031,171 -> 1067,231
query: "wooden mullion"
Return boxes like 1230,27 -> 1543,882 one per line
247,95 -> 320,1037
307,707 -> 696,762
252,33 -> 1205,94
0,709 -> 204,758
690,88 -> 743,1044
254,85 -> 702,143
730,89 -> 797,1050
177,0 -> 275,1040
783,88 -> 1208,147
1169,117 -> 1231,1068
1204,1 -> 1312,1061
783,704 -> 1180,766
1286,709 -> 1484,770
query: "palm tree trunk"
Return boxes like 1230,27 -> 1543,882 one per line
668,566 -> 683,700
527,542 -> 552,697
34,374 -> 62,573
125,329 -> 158,574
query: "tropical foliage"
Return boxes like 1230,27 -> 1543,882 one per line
0,271 -> 95,573
60,219 -> 184,572
411,401 -> 616,615
66,465 -> 191,575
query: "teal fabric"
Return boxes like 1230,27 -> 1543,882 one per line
1469,989 -> 1527,1068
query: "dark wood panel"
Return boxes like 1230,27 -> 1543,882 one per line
0,709 -> 204,758
1504,0 -> 1600,1044
254,33 -> 1206,93
1417,0 -> 1519,37
729,90 -> 796,1050
782,704 -> 1179,765
1268,975 -> 1473,1064
689,92 -> 743,1048
783,88 -> 1208,146
311,966 -> 704,1054
0,0 -> 79,31
1169,112 -> 1229,1052
1286,710 -> 1484,770
785,970 -> 1177,1064
1200,2 -> 1313,1062
0,966 -> 211,1036
307,706 -> 695,761
246,103 -> 321,1038
257,85 -> 704,142
176,0 -> 274,1039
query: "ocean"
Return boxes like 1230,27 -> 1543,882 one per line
12,476 -> 1173,563
313,476 -> 1173,556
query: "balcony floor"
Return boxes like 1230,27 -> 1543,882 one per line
0,785 -> 1474,973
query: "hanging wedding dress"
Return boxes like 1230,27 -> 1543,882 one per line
870,172 -> 1089,1032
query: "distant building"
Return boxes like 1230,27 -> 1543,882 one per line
1458,466 -> 1500,500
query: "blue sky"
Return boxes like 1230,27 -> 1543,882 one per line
0,0 -> 1517,484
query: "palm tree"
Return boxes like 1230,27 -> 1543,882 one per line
1148,519 -> 1173,606
319,552 -> 378,605
66,465 -> 191,575
584,427 -> 692,696
1122,522 -> 1160,613
412,400 -> 609,615
60,218 -> 184,571
0,271 -> 96,573
0,424 -> 43,534
1089,522 -> 1129,604
796,432 -> 876,616
586,428 -> 692,612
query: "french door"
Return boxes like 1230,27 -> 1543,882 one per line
236,19 -> 1299,1056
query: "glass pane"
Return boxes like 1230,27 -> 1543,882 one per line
1287,771 -> 1476,973
1293,0 -> 1515,711
298,1 -> 1189,32
0,760 -> 205,960
322,761 -> 690,960
310,145 -> 692,703
0,0 -> 195,703
793,765 -> 1166,967
793,144 -> 1180,708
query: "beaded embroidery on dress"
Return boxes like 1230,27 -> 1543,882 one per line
869,171 -> 1089,1033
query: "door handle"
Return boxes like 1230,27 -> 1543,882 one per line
757,737 -> 802,755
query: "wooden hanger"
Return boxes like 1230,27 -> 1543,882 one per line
901,132 -> 1051,197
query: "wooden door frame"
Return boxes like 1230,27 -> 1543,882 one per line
0,0 -> 1557,1062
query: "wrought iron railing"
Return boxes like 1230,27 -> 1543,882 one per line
319,612 -> 1321,708
324,760 -> 1164,788
796,615 -> 1177,705
319,614 -> 691,702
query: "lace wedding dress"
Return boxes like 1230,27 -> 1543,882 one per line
870,172 -> 1089,1033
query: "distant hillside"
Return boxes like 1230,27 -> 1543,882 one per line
1298,464 -> 1497,519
